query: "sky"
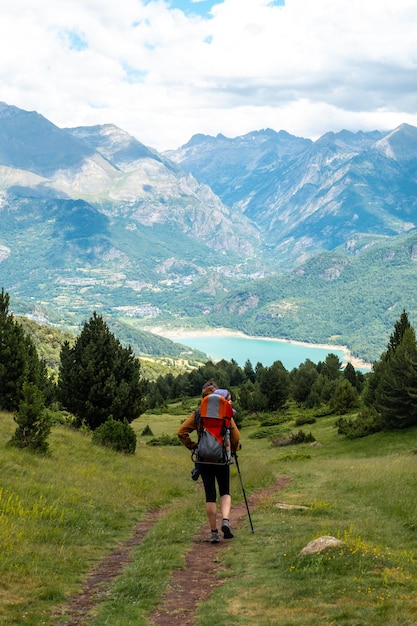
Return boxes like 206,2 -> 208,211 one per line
1,0 -> 417,151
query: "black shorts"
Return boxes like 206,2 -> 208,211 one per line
199,463 -> 230,502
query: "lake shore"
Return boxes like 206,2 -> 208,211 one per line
150,325 -> 373,371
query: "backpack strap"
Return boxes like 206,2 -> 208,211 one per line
194,408 -> 201,431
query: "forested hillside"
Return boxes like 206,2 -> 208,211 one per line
17,315 -> 207,379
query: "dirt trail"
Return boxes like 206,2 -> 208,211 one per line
55,477 -> 290,626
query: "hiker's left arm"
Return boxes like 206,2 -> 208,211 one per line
177,413 -> 198,450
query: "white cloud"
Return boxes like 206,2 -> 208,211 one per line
0,0 -> 416,150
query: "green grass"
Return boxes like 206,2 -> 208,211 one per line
194,421 -> 417,626
0,410 -> 199,625
1,408 -> 417,625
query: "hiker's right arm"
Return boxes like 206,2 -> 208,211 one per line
177,413 -> 198,450
230,417 -> 241,453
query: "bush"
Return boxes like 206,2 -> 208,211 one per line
141,424 -> 154,436
92,417 -> 137,454
271,429 -> 316,447
295,416 -> 317,426
259,412 -> 292,426
279,453 -> 312,461
146,434 -> 182,446
336,407 -> 385,439
43,408 -> 77,427
248,426 -> 285,439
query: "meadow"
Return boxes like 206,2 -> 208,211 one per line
1,402 -> 417,625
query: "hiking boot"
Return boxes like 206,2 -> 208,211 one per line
210,530 -> 221,544
221,519 -> 234,539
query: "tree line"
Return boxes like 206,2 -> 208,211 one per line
148,310 -> 417,438
147,349 -> 365,421
1,284 -> 417,454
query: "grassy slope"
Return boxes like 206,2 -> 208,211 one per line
16,316 -> 206,380
1,405 -> 417,625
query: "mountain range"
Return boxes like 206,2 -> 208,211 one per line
1,101 -> 417,363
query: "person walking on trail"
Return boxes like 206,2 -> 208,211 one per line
177,380 -> 241,544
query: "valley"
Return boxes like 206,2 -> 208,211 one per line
2,102 -> 417,363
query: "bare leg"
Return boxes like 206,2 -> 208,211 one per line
220,494 -> 231,521
205,502 -> 217,530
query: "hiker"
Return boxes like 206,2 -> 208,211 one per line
177,380 -> 241,543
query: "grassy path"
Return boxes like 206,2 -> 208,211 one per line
54,477 -> 291,626
149,476 -> 291,626
54,508 -> 166,625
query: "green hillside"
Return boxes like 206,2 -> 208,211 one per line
17,315 -> 207,379
204,230 -> 417,363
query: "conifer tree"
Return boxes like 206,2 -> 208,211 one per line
0,288 -> 49,411
58,312 -> 147,429
259,360 -> 289,411
9,382 -> 51,453
376,326 -> 417,429
387,309 -> 411,356
243,359 -> 256,382
330,379 -> 359,414
343,362 -> 356,387
290,359 -> 319,404
364,310 -> 413,409
320,353 -> 342,380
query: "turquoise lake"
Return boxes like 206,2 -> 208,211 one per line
172,334 -> 351,370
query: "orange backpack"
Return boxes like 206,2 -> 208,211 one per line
193,393 -> 234,464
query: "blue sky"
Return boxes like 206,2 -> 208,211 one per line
168,0 -> 285,18
168,1 -> 217,18
1,0 -> 416,150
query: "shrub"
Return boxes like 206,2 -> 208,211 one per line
279,453 -> 312,461
248,426 -> 285,439
43,408 -> 76,427
271,429 -> 316,447
146,434 -> 182,446
259,412 -> 292,426
141,424 -> 154,436
336,407 -> 385,439
92,417 -> 137,454
295,416 -> 317,426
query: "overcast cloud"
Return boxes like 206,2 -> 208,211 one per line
1,0 -> 416,150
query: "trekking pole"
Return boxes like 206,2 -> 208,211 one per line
233,453 -> 254,533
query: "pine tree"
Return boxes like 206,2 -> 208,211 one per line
343,362 -> 357,387
320,353 -> 342,380
376,326 -> 417,429
9,382 -> 51,453
290,359 -> 318,404
364,310 -> 413,410
58,312 -> 147,429
0,289 -> 49,411
259,360 -> 289,411
243,359 -> 256,382
330,379 -> 359,414
387,309 -> 411,356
